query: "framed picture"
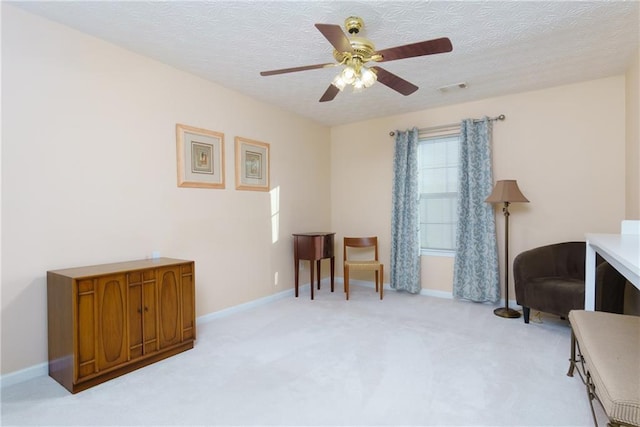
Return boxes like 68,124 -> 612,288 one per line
176,124 -> 225,189
235,137 -> 270,192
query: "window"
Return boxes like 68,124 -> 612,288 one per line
418,133 -> 460,254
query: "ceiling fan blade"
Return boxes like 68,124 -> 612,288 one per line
315,23 -> 353,53
260,63 -> 336,76
376,37 -> 453,62
371,66 -> 418,96
319,84 -> 340,102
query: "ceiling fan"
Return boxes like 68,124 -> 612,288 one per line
260,16 -> 453,102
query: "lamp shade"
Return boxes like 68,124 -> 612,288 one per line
485,180 -> 529,203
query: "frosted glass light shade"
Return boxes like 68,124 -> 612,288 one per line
361,67 -> 377,88
332,75 -> 346,91
341,66 -> 356,84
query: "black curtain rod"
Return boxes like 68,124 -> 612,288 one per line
389,114 -> 506,137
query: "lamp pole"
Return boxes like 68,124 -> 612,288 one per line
494,202 -> 520,318
486,179 -> 528,319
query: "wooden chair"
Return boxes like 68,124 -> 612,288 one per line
343,236 -> 384,300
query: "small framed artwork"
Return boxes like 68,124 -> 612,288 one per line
176,124 -> 225,189
235,137 -> 270,192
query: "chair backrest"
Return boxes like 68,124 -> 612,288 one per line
344,237 -> 378,261
514,241 -> 587,282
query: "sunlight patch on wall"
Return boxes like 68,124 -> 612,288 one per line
270,186 -> 280,243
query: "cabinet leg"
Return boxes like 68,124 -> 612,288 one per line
309,261 -> 314,300
330,257 -> 335,292
294,260 -> 299,298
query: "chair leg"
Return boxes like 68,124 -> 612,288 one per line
380,265 -> 384,300
374,271 -> 378,292
523,307 -> 530,324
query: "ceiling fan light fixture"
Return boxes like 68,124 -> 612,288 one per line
341,66 -> 357,84
360,66 -> 377,88
334,61 -> 377,93
332,74 -> 347,91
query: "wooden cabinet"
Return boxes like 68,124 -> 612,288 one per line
292,232 -> 335,300
47,258 -> 195,393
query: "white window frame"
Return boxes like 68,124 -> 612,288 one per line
418,132 -> 460,257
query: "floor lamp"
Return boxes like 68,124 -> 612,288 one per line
486,180 -> 529,318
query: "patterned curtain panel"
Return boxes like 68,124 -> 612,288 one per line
390,128 -> 421,293
452,118 -> 500,302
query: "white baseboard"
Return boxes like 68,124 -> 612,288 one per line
290,277 -> 521,309
419,287 -> 521,310
348,278 -> 521,309
0,362 -> 48,388
196,286 -> 297,324
420,288 -> 454,299
1,278 -> 518,388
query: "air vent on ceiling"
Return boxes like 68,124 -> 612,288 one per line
438,82 -> 467,93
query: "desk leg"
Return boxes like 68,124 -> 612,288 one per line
330,256 -> 335,292
316,260 -> 321,290
585,241 -> 596,311
309,260 -> 314,300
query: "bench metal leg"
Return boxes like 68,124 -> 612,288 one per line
567,329 -> 577,377
585,371 -> 599,427
567,328 -> 600,427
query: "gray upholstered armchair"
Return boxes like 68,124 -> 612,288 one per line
513,241 -> 626,324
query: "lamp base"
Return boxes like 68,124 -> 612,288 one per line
493,307 -> 521,318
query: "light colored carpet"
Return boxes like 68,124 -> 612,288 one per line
1,283 -> 607,426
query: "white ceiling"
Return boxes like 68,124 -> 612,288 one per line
11,1 -> 639,127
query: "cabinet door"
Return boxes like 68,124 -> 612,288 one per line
128,269 -> 158,359
96,274 -> 128,371
76,279 -> 97,381
142,276 -> 158,353
157,266 -> 182,349
180,262 -> 195,341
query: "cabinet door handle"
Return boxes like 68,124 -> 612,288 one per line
137,308 -> 142,314
144,306 -> 149,312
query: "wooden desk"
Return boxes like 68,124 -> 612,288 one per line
293,232 -> 335,300
585,221 -> 640,310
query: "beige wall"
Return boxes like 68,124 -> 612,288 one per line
624,48 -> 640,313
626,50 -> 640,219
1,5 -> 331,374
331,76 -> 626,297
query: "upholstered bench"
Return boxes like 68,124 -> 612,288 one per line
568,310 -> 640,427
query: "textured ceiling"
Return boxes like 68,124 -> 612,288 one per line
10,1 -> 640,127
